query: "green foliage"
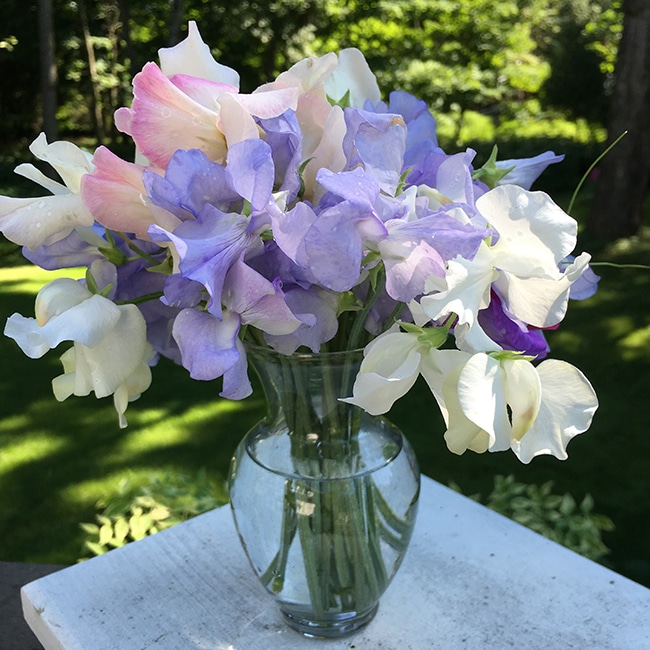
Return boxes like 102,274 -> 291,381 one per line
78,469 -> 225,560
453,475 -> 615,562
0,0 -> 622,145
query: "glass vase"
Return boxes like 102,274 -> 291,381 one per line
228,344 -> 420,638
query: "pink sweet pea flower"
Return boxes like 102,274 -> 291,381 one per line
81,146 -> 180,239
114,63 -> 298,169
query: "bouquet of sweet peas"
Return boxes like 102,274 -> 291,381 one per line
1,22 -> 598,463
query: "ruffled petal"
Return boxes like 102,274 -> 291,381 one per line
172,308 -> 241,380
82,146 -> 179,238
115,62 -> 226,167
495,252 -> 592,328
513,359 -> 598,463
342,331 -> 423,415
478,185 -> 578,276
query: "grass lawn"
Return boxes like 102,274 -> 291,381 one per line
1,227 -> 649,587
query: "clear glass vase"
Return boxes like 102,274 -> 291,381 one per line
228,344 -> 420,638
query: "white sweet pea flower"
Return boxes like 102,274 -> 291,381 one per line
418,185 -> 592,351
158,21 -> 240,87
342,326 -> 450,416
0,134 -> 94,250
4,278 -> 153,428
344,328 -> 597,463
425,351 -> 598,463
324,48 -> 381,108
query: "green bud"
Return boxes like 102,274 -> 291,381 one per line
472,146 -> 515,189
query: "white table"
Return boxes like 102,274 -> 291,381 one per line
21,476 -> 650,649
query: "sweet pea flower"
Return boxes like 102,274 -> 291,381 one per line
81,146 -> 180,239
341,329 -> 439,415
496,151 -> 565,190
171,259 -> 306,397
344,329 -> 597,463
262,48 -> 380,199
0,134 -> 94,250
115,61 -> 297,169
158,20 -> 240,87
4,278 -> 153,428
417,185 -> 592,352
430,351 -> 598,463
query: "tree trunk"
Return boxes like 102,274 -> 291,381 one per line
78,0 -> 106,142
169,0 -> 185,46
117,0 -> 137,79
38,0 -> 58,140
587,0 -> 650,239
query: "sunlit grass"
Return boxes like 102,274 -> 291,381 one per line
114,399 -> 252,459
0,432 -> 68,474
0,265 -> 85,294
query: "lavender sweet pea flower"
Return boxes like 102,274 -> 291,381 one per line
496,151 -> 565,190
172,308 -> 250,399
143,149 -> 239,220
380,209 -> 487,303
342,108 -> 407,195
149,205 -> 259,319
225,139 -> 275,213
305,169 -> 388,291
222,258 -> 306,336
264,285 -> 339,354
367,90 -> 438,153
162,275 -> 205,309
22,225 -> 107,270
256,110 -> 303,201
411,149 -> 479,215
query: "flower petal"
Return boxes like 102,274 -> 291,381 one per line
502,358 -> 542,441
342,331 -> 423,415
0,194 -> 93,250
478,185 -> 577,276
158,21 -> 240,87
513,359 -> 598,463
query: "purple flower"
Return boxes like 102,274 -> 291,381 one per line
367,90 -> 438,153
342,108 -> 407,194
496,151 -> 565,190
172,308 -> 251,399
478,291 -> 550,359
144,149 -> 240,219
149,205 -> 259,318
256,110 -> 302,201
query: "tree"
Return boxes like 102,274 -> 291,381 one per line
587,0 -> 650,239
38,0 -> 58,139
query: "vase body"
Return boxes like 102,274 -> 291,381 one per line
228,344 -> 420,638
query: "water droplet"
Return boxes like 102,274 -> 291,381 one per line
38,201 -> 46,209
35,222 -> 42,229
161,108 -> 171,118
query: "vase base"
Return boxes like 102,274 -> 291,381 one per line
281,602 -> 379,638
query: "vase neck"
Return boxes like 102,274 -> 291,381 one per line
246,345 -> 364,443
